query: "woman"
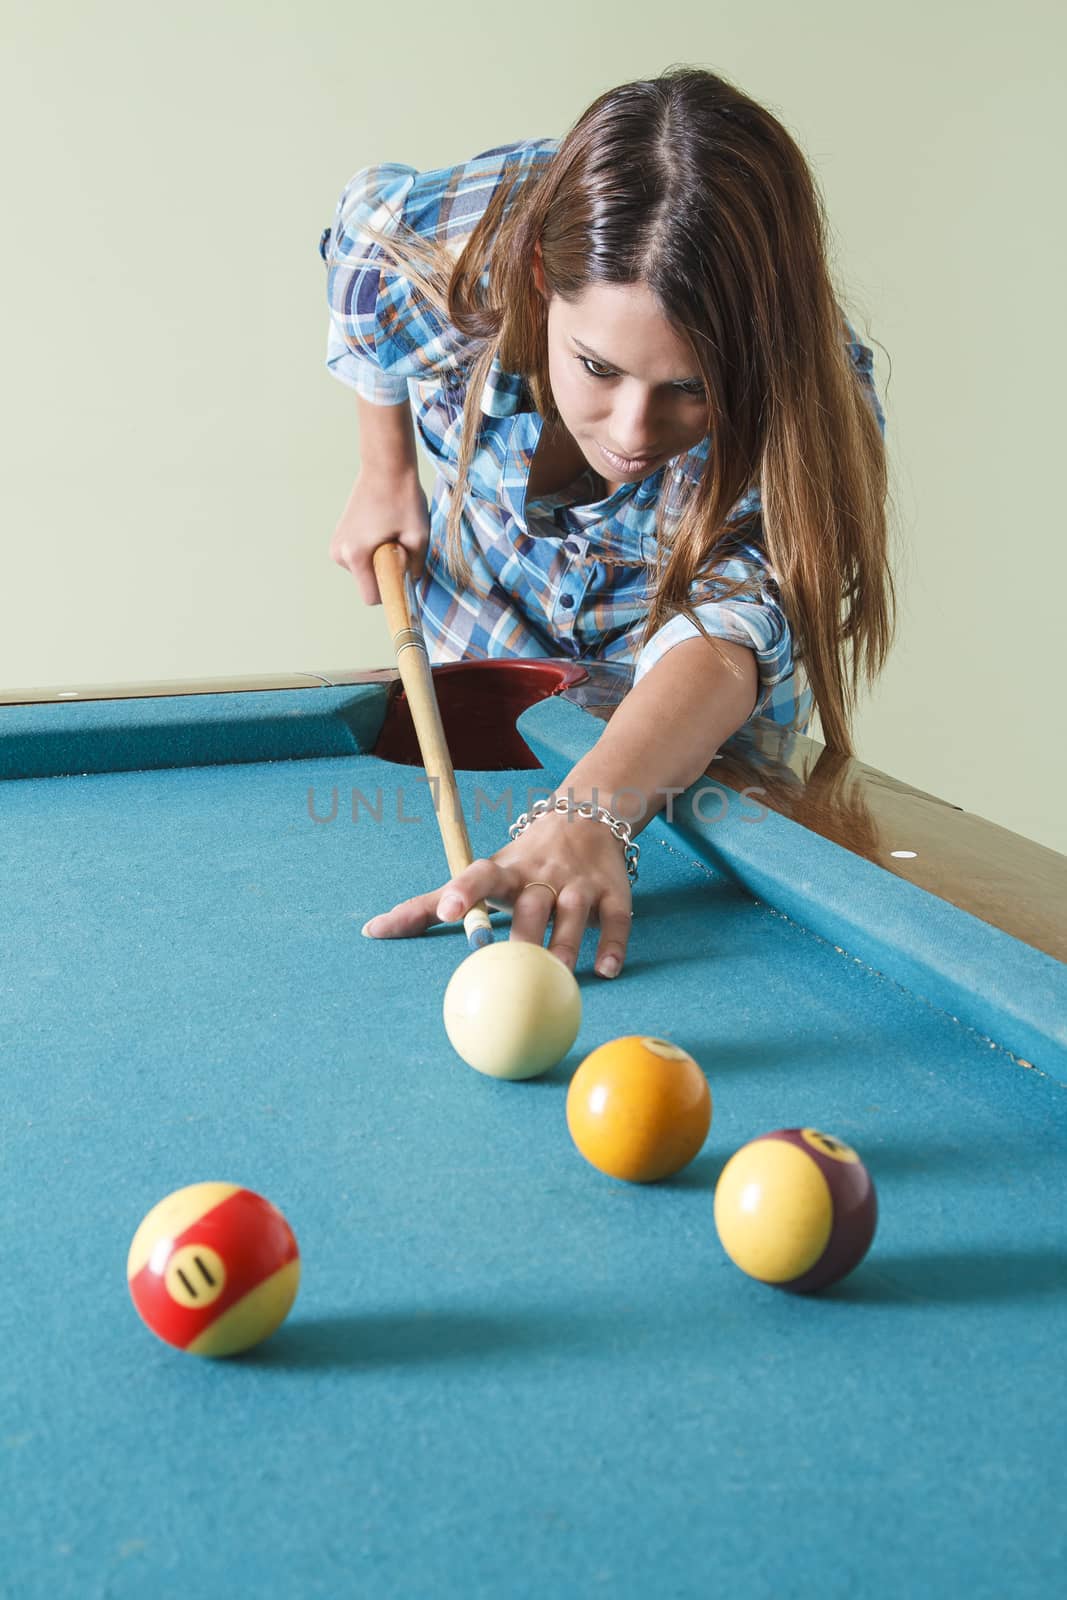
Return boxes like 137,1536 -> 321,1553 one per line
319,66 -> 893,979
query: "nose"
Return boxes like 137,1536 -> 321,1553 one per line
607,386 -> 665,458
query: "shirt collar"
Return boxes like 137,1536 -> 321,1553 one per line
478,353 -> 528,418
478,352 -> 711,563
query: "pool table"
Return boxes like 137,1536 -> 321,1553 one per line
2,658 -> 1065,1599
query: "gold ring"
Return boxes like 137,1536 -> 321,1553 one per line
521,880 -> 558,902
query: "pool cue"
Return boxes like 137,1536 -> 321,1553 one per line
372,542 -> 495,951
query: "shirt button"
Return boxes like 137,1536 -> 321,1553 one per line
559,594 -> 574,610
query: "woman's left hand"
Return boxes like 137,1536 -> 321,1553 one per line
361,810 -> 634,979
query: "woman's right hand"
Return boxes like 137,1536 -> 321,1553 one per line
330,466 -> 431,606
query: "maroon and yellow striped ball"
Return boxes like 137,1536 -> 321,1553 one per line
714,1129 -> 877,1293
127,1183 -> 301,1356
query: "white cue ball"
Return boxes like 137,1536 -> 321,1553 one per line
443,941 -> 582,1080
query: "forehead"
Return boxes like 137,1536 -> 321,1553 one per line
552,280 -> 698,376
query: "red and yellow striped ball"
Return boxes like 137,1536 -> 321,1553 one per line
714,1129 -> 877,1293
127,1183 -> 300,1356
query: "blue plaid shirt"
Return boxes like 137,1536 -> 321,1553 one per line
320,140 -> 886,732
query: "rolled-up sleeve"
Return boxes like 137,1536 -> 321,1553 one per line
844,319 -> 886,438
319,142 -> 560,407
325,319 -> 410,405
320,163 -> 425,406
633,542 -> 811,730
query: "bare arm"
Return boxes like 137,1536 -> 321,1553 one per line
557,634 -> 760,835
355,392 -> 420,480
364,634 -> 760,981
330,395 -> 429,604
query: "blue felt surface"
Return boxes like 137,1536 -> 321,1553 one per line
1,734 -> 1065,1599
521,697 -> 1067,1081
0,685 -> 387,779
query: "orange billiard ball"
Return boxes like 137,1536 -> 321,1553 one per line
566,1035 -> 712,1183
127,1183 -> 301,1356
713,1128 -> 877,1293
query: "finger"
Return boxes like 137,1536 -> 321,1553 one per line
355,539 -> 409,607
434,860 -> 513,923
543,887 -> 595,973
399,535 -> 426,583
509,880 -> 563,947
362,886 -> 453,939
348,547 -> 382,607
381,538 -> 424,585
592,894 -> 634,979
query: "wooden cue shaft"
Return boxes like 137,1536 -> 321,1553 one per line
371,543 -> 494,947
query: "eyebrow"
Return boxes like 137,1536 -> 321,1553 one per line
571,337 -> 703,386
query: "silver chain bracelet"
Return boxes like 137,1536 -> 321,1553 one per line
508,797 -> 640,884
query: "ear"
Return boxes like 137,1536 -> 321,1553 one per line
532,239 -> 547,301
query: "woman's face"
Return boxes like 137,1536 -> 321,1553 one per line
534,252 -> 711,488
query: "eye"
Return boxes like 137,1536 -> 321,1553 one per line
576,355 -> 706,400
577,355 -> 615,380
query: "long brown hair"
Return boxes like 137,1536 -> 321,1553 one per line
352,65 -> 895,753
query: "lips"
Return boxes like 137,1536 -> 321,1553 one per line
599,443 -> 659,473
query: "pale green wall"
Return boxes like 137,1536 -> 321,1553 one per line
3,1 -> 1064,852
